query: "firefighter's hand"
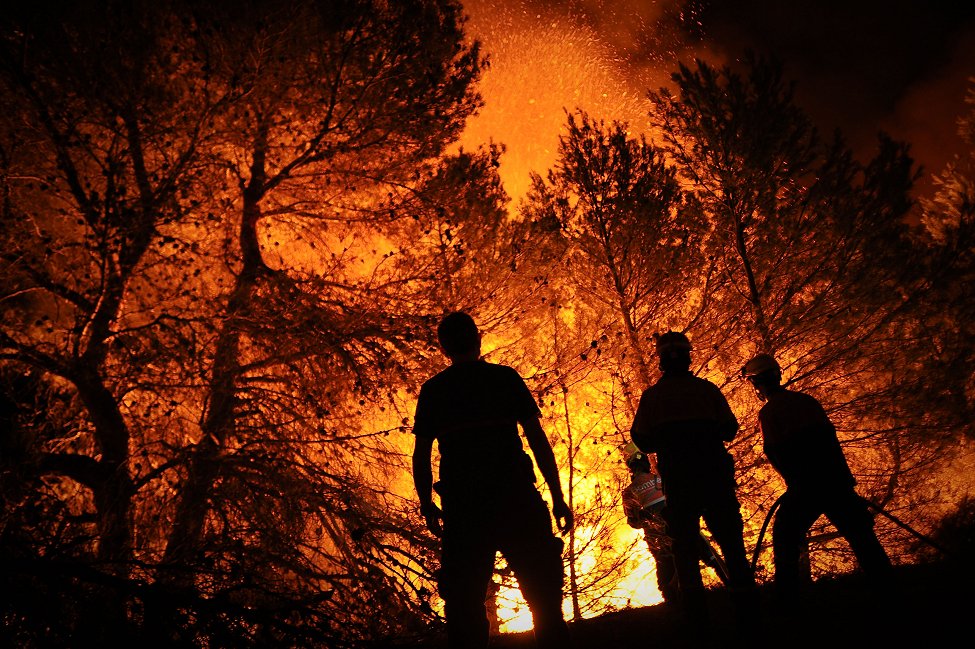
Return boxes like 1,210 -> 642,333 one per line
420,502 -> 443,537
552,497 -> 573,534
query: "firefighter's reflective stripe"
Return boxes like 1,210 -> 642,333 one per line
631,471 -> 666,513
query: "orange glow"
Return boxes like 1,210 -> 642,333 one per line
496,583 -> 534,633
494,527 -> 670,634
458,1 -> 654,202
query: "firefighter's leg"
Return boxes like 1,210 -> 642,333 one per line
771,491 -> 820,602
702,492 -> 758,628
642,515 -> 679,604
664,504 -> 708,624
653,549 -> 680,604
826,491 -> 892,576
500,490 -> 570,649
440,520 -> 496,649
703,503 -> 753,591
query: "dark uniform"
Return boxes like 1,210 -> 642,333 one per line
630,371 -> 755,618
413,360 -> 568,649
758,388 -> 892,595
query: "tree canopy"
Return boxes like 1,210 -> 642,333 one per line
0,5 -> 971,647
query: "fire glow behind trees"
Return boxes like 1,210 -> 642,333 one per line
1,0 -> 973,646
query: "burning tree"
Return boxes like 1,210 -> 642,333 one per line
519,110 -> 710,612
0,0 -> 495,645
0,2 -> 969,645
919,80 -> 975,440
645,54 -> 955,574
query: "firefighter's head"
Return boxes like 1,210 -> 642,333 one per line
623,442 -> 651,474
437,311 -> 481,360
654,331 -> 691,374
741,353 -> 782,401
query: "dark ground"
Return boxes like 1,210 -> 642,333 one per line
387,559 -> 974,649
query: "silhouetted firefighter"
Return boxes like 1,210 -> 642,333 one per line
411,311 -> 573,649
742,353 -> 893,606
622,442 -> 679,604
622,443 -> 730,606
629,332 -> 757,629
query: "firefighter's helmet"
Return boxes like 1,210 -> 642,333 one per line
622,442 -> 649,471
655,331 -> 691,356
742,353 -> 781,380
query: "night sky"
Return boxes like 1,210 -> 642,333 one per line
696,0 -> 975,196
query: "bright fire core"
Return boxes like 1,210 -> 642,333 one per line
496,532 -> 665,633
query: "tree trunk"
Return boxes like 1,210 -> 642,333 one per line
163,136 -> 268,571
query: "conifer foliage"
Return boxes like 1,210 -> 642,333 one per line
0,4 -> 971,647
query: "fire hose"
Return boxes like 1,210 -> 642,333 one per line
750,494 -> 783,572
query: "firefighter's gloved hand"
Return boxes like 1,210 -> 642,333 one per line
420,502 -> 443,537
552,497 -> 573,533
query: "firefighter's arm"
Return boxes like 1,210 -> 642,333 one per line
411,435 -> 442,537
629,393 -> 658,453
711,384 -> 740,442
623,493 -> 642,528
522,415 -> 574,533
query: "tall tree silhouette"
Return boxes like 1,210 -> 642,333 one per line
521,110 -> 705,410
649,54 -> 941,573
0,0 -> 491,644
920,81 -> 975,441
518,113 -> 704,613
0,0 -> 223,570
